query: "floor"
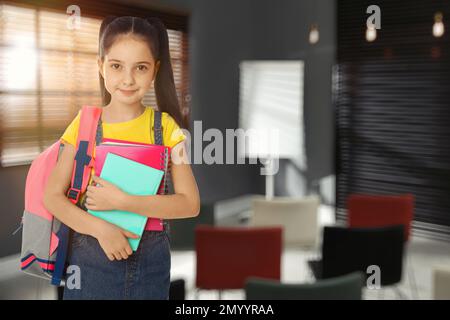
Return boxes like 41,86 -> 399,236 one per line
1,206 -> 449,300
171,235 -> 450,300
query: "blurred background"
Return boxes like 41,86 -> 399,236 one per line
0,0 -> 449,300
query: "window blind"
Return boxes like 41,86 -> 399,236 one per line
0,1 -> 190,166
336,0 -> 450,241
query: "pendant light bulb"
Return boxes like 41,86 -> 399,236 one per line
366,25 -> 377,42
433,12 -> 445,38
309,24 -> 319,44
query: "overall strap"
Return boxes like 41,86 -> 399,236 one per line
152,110 -> 169,196
153,110 -> 163,145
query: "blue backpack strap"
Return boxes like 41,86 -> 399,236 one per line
52,108 -> 103,286
67,142 -> 92,201
51,227 -> 69,286
76,118 -> 102,212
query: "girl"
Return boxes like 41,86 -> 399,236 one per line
43,16 -> 200,300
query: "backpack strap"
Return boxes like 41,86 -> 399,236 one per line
96,116 -> 103,145
67,106 -> 102,204
52,105 -> 102,286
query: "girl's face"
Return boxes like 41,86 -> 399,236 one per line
98,35 -> 160,105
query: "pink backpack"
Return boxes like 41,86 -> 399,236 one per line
20,106 -> 102,285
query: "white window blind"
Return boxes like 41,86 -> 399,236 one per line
238,60 -> 306,169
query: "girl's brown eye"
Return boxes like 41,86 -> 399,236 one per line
137,65 -> 148,71
111,64 -> 120,70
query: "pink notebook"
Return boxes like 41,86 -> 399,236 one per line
95,138 -> 171,231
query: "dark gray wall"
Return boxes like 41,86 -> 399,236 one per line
154,0 -> 336,199
182,0 -> 266,203
254,0 -> 336,196
0,0 -> 336,257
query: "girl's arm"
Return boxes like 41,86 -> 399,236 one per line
117,141 -> 200,219
43,142 -> 106,237
44,142 -> 139,261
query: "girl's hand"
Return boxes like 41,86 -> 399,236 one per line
94,220 -> 140,261
85,175 -> 126,211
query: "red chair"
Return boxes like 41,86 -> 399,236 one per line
348,194 -> 414,241
195,225 -> 282,299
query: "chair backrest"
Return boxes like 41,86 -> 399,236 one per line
348,194 -> 414,241
250,195 -> 319,248
195,225 -> 282,290
245,271 -> 364,300
322,225 -> 405,286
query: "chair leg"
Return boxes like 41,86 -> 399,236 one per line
304,258 -> 317,282
36,278 -> 42,300
394,286 -> 408,300
301,250 -> 314,282
406,252 -> 420,300
194,288 -> 200,300
377,288 -> 385,300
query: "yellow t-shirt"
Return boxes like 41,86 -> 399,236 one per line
60,106 -> 186,203
60,106 -> 185,149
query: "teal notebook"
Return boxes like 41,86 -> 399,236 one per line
87,152 -> 164,251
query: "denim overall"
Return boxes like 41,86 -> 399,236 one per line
63,222 -> 171,300
63,110 -> 171,300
